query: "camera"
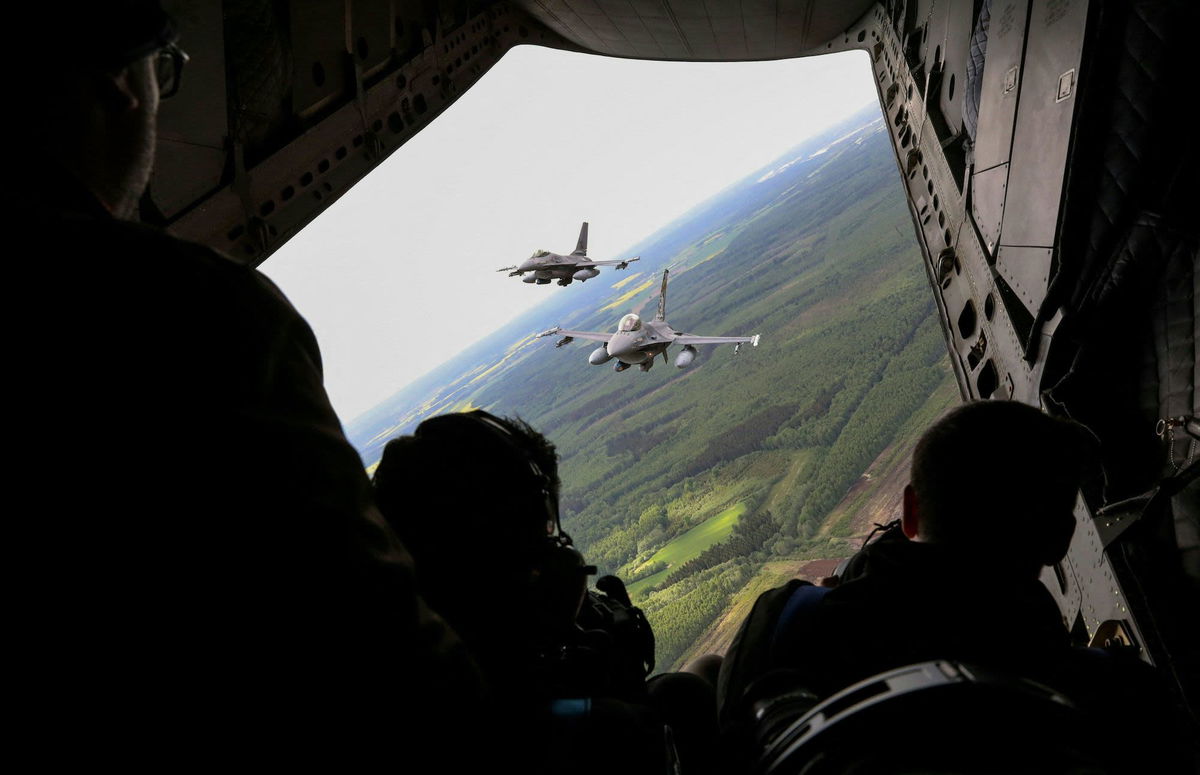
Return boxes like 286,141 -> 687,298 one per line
530,574 -> 656,701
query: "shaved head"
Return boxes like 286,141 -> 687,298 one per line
909,401 -> 1095,572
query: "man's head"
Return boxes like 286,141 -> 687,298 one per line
903,400 -> 1096,576
23,2 -> 179,218
371,411 -> 565,610
374,411 -> 596,659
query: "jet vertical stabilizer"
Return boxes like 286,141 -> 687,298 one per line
572,222 -> 588,256
656,269 -> 669,321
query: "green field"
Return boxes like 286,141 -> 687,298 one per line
628,502 -> 746,597
647,502 -> 745,566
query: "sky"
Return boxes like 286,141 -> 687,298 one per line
262,45 -> 877,423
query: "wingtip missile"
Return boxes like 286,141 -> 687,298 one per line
497,265 -> 518,273
616,256 -> 641,270
535,327 -> 562,339
734,335 -> 761,355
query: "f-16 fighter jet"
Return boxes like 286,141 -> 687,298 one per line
537,269 -> 760,372
498,222 -> 639,286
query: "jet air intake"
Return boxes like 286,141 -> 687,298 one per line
573,268 -> 600,281
675,345 -> 698,368
589,346 -> 612,365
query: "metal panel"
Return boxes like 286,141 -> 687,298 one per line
678,18 -> 718,55
594,0 -> 636,15
995,245 -> 1052,311
908,0 -> 935,68
933,0 -> 973,138
152,2 -> 228,218
973,0 -> 1029,172
628,0 -> 665,15
701,0 -> 738,19
291,0 -> 351,117
1000,0 -> 1089,248
1071,499 -> 1145,649
971,163 -> 1008,256
350,0 -> 393,76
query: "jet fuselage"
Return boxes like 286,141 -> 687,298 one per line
605,319 -> 675,364
516,252 -> 589,280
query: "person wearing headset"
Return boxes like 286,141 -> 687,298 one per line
373,410 -> 688,773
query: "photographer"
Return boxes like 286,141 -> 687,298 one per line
372,410 -> 669,772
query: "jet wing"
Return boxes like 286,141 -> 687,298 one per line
575,256 -> 641,269
674,334 -> 761,347
536,327 -> 613,343
553,328 -> 614,343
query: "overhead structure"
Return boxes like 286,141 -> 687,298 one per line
156,0 -> 1197,720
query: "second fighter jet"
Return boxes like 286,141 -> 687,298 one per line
499,222 -> 639,286
537,269 -> 760,372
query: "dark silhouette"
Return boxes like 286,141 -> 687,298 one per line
374,410 -> 719,773
373,411 -> 593,688
720,402 -> 1090,709
9,2 -> 480,762
718,400 -> 1188,771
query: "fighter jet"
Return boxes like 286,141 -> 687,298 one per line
498,222 -> 639,286
537,269 -> 760,372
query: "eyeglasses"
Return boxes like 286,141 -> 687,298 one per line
154,42 -> 189,99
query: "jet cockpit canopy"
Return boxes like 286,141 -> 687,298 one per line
533,250 -> 550,258
618,313 -> 642,332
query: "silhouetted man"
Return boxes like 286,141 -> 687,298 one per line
374,411 -> 722,774
9,2 -> 479,761
719,401 -> 1089,719
717,400 -> 1193,771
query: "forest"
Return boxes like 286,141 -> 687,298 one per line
348,111 -> 957,671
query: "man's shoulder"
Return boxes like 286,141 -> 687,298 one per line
44,213 -> 298,323
109,219 -> 284,295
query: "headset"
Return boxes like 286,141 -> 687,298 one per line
404,411 -> 655,695
413,411 -> 596,632
461,411 -> 569,545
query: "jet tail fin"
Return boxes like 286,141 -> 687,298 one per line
572,222 -> 588,256
656,268 -> 669,321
